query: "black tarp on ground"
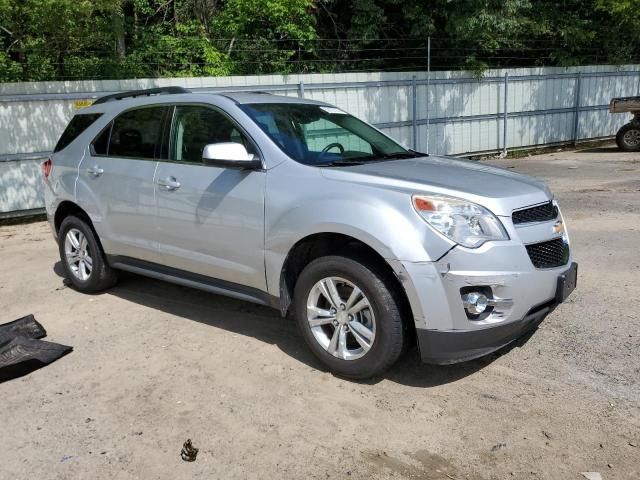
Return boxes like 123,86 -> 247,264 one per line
0,314 -> 47,344
0,315 -> 72,383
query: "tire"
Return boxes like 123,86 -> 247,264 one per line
58,215 -> 118,293
293,255 -> 405,379
616,123 -> 640,152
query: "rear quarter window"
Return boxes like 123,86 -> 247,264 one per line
54,113 -> 103,152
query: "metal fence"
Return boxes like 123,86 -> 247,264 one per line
1,64 -> 639,217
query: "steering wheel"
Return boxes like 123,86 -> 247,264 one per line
318,142 -> 345,161
318,142 -> 344,163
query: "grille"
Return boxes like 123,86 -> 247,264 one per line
512,201 -> 558,225
525,238 -> 569,269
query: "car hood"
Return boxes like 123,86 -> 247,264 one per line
320,156 -> 552,216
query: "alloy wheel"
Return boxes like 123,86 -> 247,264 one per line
306,276 -> 376,360
64,228 -> 93,281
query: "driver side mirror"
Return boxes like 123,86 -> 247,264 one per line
202,142 -> 261,170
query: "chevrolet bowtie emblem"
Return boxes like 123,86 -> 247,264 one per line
553,220 -> 565,235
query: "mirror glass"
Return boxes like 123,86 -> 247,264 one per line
202,142 -> 255,162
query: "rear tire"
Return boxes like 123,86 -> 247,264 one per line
616,123 -> 640,151
58,215 -> 118,293
293,255 -> 405,379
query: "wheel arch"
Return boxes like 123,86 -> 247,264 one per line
54,200 -> 91,234
277,232 -> 415,342
54,201 -> 106,254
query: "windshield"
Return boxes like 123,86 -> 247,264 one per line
239,103 -> 415,166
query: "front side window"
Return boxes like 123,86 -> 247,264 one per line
108,106 -> 168,159
54,113 -> 102,152
239,103 -> 414,166
170,105 -> 255,163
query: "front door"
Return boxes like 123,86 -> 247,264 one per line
154,104 -> 266,291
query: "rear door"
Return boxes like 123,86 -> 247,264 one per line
154,104 -> 267,290
77,105 -> 169,263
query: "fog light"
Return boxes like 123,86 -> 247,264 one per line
462,292 -> 489,315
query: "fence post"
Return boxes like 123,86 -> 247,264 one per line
411,75 -> 417,150
503,72 -> 509,156
425,36 -> 431,155
572,72 -> 582,146
298,80 -> 305,98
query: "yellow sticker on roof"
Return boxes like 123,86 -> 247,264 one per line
73,100 -> 94,109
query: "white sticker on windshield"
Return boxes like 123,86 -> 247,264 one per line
320,106 -> 347,115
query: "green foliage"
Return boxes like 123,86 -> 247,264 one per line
595,0 -> 640,63
0,51 -> 21,81
212,0 -> 317,74
126,21 -> 232,77
0,0 -> 637,81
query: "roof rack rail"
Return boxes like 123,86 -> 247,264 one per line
93,86 -> 190,105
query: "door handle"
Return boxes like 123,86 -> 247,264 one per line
158,176 -> 181,190
87,165 -> 104,177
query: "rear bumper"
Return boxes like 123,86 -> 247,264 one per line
416,299 -> 556,364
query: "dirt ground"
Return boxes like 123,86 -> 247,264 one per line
0,145 -> 638,480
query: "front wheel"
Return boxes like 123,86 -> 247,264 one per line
616,123 -> 640,151
58,215 -> 118,293
293,255 -> 405,379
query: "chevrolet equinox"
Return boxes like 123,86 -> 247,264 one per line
44,87 -> 578,379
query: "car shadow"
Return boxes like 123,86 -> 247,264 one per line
53,262 -> 526,388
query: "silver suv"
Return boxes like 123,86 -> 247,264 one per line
44,87 -> 577,379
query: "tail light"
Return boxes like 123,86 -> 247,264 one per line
42,158 -> 52,181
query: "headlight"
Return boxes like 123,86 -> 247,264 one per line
412,194 -> 509,248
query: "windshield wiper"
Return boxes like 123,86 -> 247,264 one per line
315,151 -> 424,167
312,157 -> 369,167
315,158 -> 367,167
376,151 -> 425,160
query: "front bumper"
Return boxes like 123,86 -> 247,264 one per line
409,259 -> 577,364
417,298 -> 556,364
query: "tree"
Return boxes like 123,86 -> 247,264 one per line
0,0 -> 638,81
212,0 -> 317,74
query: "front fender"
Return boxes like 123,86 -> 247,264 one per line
264,163 -> 454,297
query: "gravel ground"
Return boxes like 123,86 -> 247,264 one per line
0,145 -> 638,480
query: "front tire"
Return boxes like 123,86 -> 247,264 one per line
58,215 -> 118,293
616,123 -> 640,151
293,255 -> 405,379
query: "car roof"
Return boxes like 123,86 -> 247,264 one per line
218,92 -> 328,106
78,89 -> 329,115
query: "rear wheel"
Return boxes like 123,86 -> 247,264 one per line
616,123 -> 640,151
58,215 -> 118,293
293,255 -> 405,379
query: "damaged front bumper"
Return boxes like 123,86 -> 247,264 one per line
395,238 -> 577,365
416,298 -> 557,364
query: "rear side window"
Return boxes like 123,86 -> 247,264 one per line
54,113 -> 102,152
108,106 -> 168,159
91,124 -> 111,155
